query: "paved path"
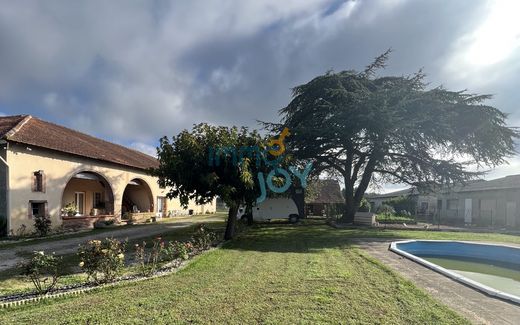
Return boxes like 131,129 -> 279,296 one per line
0,216 -> 223,272
355,239 -> 520,325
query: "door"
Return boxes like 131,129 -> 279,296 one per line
74,192 -> 85,215
506,201 -> 516,227
464,198 -> 472,224
157,197 -> 165,218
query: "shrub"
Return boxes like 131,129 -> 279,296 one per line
78,238 -> 126,283
134,237 -> 165,276
191,224 -> 217,250
376,204 -> 395,214
383,196 -> 417,214
164,241 -> 190,260
34,214 -> 52,237
20,251 -> 61,294
376,213 -> 415,224
358,198 -> 371,212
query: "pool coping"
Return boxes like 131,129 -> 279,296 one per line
389,240 -> 520,305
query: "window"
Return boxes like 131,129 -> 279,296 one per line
157,196 -> 167,216
74,192 -> 85,215
32,171 -> 45,192
93,192 -> 103,208
29,201 -> 47,219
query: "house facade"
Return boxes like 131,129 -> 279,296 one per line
437,175 -> 520,227
0,115 -> 215,235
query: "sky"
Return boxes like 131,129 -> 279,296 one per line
1,0 -> 519,192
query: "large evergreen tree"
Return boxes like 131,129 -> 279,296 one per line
270,50 -> 519,222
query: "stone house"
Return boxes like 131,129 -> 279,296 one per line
0,115 -> 215,235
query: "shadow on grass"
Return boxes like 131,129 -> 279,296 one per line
223,223 -> 360,253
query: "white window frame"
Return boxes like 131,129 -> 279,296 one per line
74,192 -> 86,216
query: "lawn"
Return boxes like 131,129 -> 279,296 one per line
0,224 -> 472,324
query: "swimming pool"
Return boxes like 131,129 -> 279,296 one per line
389,240 -> 520,304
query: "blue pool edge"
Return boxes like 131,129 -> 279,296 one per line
389,240 -> 520,305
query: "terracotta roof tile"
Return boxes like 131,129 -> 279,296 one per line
1,115 -> 158,170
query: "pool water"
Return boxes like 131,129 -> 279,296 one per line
420,255 -> 520,298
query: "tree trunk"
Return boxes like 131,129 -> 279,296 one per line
341,198 -> 358,224
245,203 -> 254,226
224,204 -> 239,240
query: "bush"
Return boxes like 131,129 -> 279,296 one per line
376,213 -> 415,224
383,196 -> 416,214
164,241 -> 192,260
134,237 -> 165,276
376,204 -> 395,214
358,198 -> 371,212
191,224 -> 217,250
34,214 -> 52,237
20,251 -> 61,294
78,238 -> 126,283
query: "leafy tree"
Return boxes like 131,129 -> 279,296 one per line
151,123 -> 265,239
382,196 -> 416,214
269,50 -> 519,222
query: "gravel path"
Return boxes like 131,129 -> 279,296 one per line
0,217 -> 222,272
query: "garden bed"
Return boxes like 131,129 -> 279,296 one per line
0,242 -> 221,308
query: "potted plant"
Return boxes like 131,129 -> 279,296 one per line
62,203 -> 77,217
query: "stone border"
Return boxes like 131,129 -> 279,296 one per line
0,242 -> 224,309
389,240 -> 520,305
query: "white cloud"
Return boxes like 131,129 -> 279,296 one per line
129,142 -> 157,157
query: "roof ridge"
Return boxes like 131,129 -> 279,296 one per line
5,115 -> 32,139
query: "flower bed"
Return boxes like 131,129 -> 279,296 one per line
0,224 -> 221,308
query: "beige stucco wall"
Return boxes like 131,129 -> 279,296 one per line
6,142 -> 216,233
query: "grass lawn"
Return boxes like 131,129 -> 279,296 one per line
0,224 -> 472,324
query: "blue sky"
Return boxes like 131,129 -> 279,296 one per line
1,0 -> 519,192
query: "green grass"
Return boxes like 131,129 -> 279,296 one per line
332,226 -> 520,244
0,224 -> 470,324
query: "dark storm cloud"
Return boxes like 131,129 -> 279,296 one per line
0,0 -> 518,175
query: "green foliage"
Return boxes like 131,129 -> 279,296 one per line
376,204 -> 395,214
376,213 -> 416,224
19,251 -> 61,294
267,50 -> 519,222
383,196 -> 416,214
33,214 -> 52,237
151,123 -> 268,239
190,224 -> 217,250
134,237 -> 165,277
358,198 -> 371,212
164,240 -> 192,261
78,238 -> 126,283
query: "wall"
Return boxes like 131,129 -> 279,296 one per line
438,188 -> 520,227
6,142 -> 216,233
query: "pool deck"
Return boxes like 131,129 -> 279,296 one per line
356,239 -> 520,325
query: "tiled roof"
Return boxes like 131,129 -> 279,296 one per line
307,179 -> 344,204
0,115 -> 158,170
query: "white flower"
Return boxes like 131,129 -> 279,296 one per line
117,253 -> 124,260
36,251 -> 44,256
